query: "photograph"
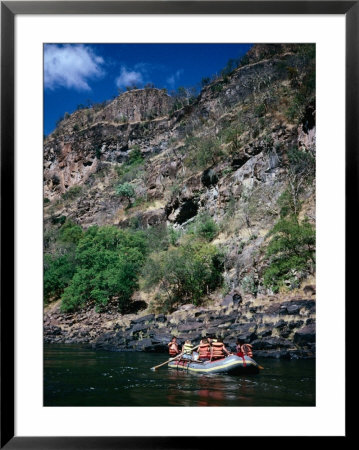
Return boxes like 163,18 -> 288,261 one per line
43,43 -> 316,407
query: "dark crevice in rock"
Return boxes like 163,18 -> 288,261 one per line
302,102 -> 315,134
201,167 -> 218,187
231,153 -> 250,169
175,198 -> 199,224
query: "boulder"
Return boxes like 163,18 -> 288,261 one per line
265,303 -> 282,314
286,304 -> 301,315
257,329 -> 272,338
274,319 -> 287,329
251,337 -> 293,350
178,322 -> 202,332
131,314 -> 155,324
152,333 -> 172,344
288,320 -> 304,329
155,314 -> 167,323
134,338 -> 153,351
179,304 -> 196,311
221,294 -> 234,307
131,323 -> 150,334
294,324 -> 315,345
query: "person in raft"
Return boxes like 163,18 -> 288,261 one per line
198,337 -> 211,361
181,339 -> 194,360
241,342 -> 253,358
207,335 -> 217,344
236,339 -> 245,357
168,336 -> 180,357
210,336 -> 231,361
236,339 -> 253,358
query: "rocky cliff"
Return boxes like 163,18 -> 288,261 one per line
44,292 -> 315,359
44,44 -> 316,358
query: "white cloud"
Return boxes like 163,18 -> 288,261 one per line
115,67 -> 144,88
44,44 -> 105,91
166,69 -> 184,88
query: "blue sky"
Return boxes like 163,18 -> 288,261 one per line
44,43 -> 253,135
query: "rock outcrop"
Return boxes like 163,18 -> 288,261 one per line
44,294 -> 316,359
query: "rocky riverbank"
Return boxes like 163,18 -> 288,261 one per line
44,291 -> 315,359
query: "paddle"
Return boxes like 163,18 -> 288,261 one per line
151,344 -> 200,371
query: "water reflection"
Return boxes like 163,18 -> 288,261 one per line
166,370 -> 262,406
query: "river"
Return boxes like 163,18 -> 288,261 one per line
44,344 -> 315,407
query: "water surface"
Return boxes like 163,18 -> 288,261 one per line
44,344 -> 315,406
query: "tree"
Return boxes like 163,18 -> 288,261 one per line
184,136 -> 224,170
142,237 -> 224,312
44,253 -> 77,302
263,216 -> 315,292
116,182 -> 136,207
61,226 -> 148,312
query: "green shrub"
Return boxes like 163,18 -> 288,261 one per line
44,198 -> 50,205
62,185 -> 82,201
184,136 -> 223,170
263,144 -> 316,293
211,83 -> 223,94
145,225 -> 170,252
115,182 -> 136,207
263,216 -> 315,292
61,226 -> 148,312
168,225 -> 182,246
128,145 -> 143,165
51,215 -> 66,225
58,220 -> 83,245
241,274 -> 258,296
254,103 -> 266,117
44,253 -> 77,302
220,125 -> 243,151
116,163 -> 145,184
95,147 -> 102,159
115,147 -> 145,183
187,213 -> 219,242
142,238 -> 224,312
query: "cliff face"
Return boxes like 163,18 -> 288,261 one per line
44,44 -> 316,357
44,88 -> 173,201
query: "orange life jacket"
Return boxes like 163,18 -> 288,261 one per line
241,344 -> 253,358
211,342 -> 225,359
198,343 -> 211,359
169,343 -> 179,356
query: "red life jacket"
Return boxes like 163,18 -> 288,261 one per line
211,342 -> 225,359
198,343 -> 210,359
169,343 -> 179,356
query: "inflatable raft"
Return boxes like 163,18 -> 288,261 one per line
168,354 -> 260,375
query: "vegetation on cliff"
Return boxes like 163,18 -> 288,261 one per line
263,147 -> 315,291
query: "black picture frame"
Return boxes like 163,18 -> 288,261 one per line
1,1 -> 353,447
